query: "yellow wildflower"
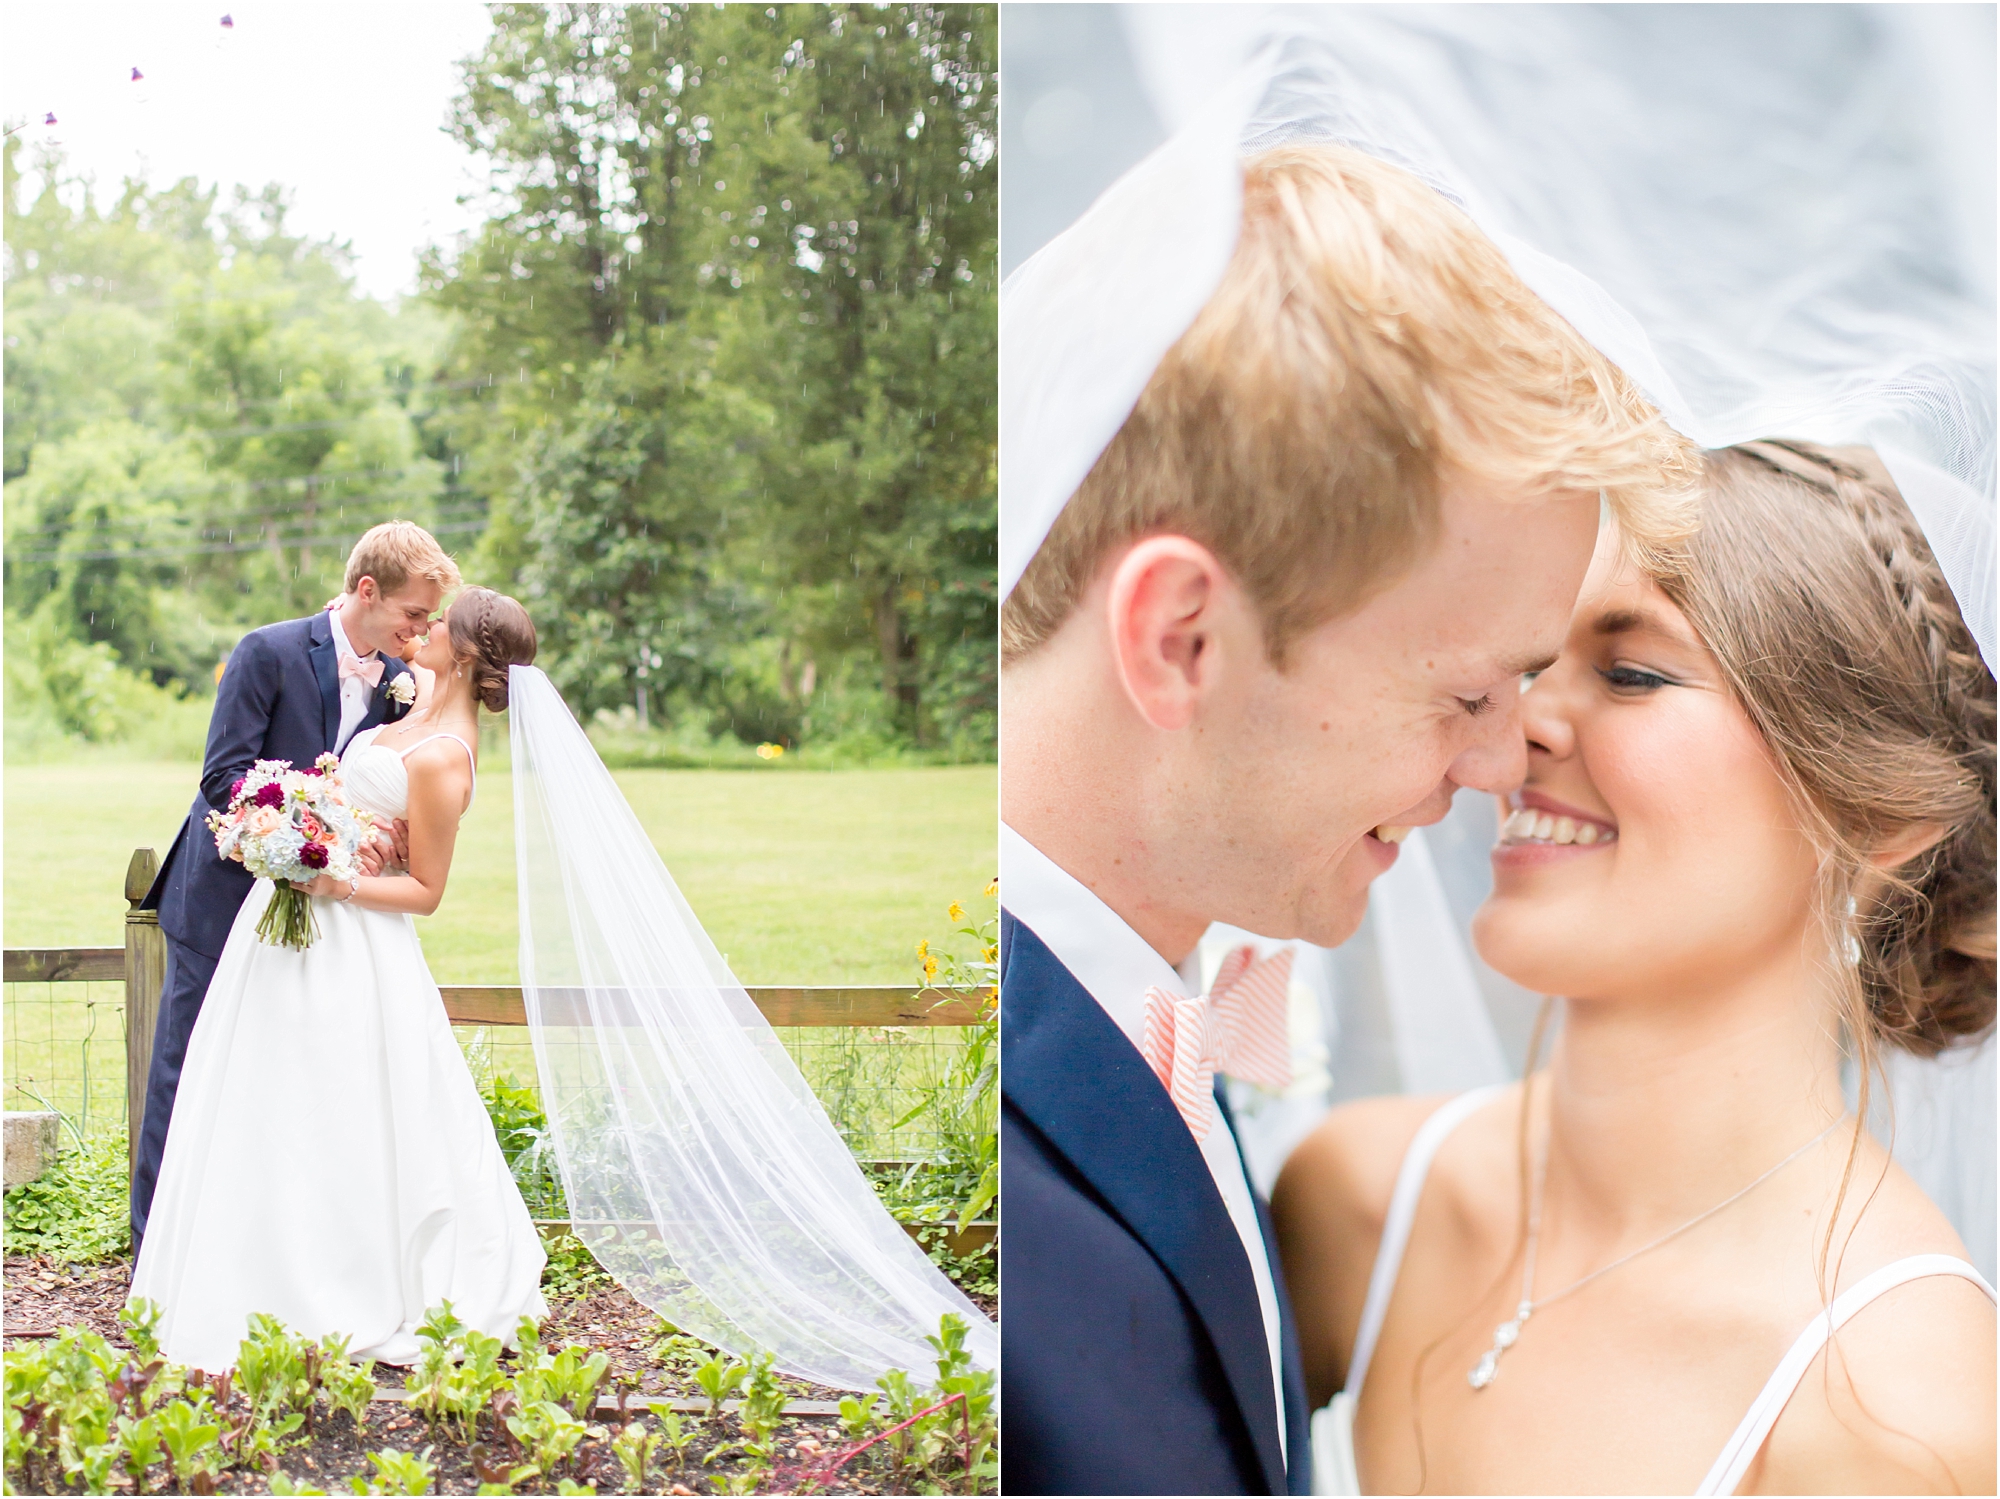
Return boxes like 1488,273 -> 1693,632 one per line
916,939 -> 929,958
947,901 -> 964,923
984,876 -> 998,897
983,944 -> 998,963
923,954 -> 939,981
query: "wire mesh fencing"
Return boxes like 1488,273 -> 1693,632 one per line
3,981 -> 129,1143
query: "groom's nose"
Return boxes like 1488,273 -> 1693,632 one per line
1444,689 -> 1529,797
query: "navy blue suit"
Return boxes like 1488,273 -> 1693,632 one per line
1000,911 -> 1313,1496
132,611 -> 412,1241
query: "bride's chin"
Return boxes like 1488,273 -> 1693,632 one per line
1470,900 -> 1594,998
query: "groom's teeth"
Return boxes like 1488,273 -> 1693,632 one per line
1374,825 -> 1411,845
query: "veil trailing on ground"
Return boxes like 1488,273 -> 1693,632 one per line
1001,6 -> 1995,1276
507,665 -> 997,1390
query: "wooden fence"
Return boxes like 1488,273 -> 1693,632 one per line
5,848 -> 989,1204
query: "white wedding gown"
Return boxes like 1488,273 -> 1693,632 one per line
130,727 -> 547,1371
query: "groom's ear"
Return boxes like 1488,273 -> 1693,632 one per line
1106,536 -> 1239,731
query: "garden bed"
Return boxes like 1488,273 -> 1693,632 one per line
4,1247 -> 996,1495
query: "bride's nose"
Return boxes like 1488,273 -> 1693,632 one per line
1521,669 -> 1578,761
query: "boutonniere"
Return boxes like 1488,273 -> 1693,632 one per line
385,673 -> 417,707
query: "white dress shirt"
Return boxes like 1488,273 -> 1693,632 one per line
327,609 -> 380,754
1001,821 -> 1287,1465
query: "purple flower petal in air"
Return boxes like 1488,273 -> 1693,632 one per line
44,113 -> 56,126
220,14 -> 233,26
131,67 -> 144,81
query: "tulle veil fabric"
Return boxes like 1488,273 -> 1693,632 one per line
507,664 -> 996,1390
1001,6 -> 1996,1276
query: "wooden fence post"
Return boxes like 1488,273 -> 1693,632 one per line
124,848 -> 163,1189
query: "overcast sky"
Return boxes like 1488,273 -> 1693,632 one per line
3,1 -> 497,299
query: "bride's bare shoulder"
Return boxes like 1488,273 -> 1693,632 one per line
1751,1266 -> 1995,1495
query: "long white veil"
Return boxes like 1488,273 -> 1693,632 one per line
1001,5 -> 1995,1277
507,664 -> 996,1390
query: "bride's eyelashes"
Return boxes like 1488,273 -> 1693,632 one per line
1597,663 -> 1676,694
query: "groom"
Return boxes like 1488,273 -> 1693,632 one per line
131,521 -> 461,1248
997,145 -> 1698,1493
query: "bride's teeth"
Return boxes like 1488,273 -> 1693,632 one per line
1500,805 -> 1614,847
1374,825 -> 1411,845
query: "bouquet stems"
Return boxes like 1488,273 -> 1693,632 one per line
257,884 -> 321,950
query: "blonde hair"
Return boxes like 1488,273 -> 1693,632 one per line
343,521 -> 461,598
1002,143 -> 1701,665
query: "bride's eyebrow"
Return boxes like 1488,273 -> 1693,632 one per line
1590,606 -> 1690,646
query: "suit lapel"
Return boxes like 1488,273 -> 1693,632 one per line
358,657 -> 410,734
307,611 -> 341,752
1001,911 -> 1288,1495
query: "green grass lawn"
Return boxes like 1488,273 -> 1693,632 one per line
4,760 -> 995,983
6,758 -> 994,1146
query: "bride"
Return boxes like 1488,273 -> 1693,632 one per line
132,585 -> 997,1386
130,587 -> 548,1369
1274,443 -> 1996,1494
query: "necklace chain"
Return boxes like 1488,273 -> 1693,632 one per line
1467,1110 -> 1843,1390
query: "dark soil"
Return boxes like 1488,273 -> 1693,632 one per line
3,1254 -> 994,1495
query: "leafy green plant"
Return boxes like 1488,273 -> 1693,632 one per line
538,1232 -> 612,1300
644,1402 -> 697,1468
505,1399 -> 586,1479
477,1072 -> 568,1219
736,1350 -> 786,1464
610,1419 -> 658,1489
348,1444 -> 435,1496
1,1128 -> 131,1261
155,1392 -> 224,1493
836,1391 -> 881,1443
693,1353 -> 747,1416
543,1344 -> 611,1424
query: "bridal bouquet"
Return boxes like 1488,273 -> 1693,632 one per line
207,754 -> 375,950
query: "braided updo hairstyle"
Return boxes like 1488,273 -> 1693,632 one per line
1671,442 -> 1995,1058
445,587 -> 537,713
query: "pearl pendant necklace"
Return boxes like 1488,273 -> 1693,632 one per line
1468,1114 -> 1842,1390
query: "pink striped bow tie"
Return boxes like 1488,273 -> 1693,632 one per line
1140,945 -> 1294,1142
339,654 -> 384,689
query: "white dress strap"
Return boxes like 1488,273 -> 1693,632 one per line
1694,1253 -> 1997,1496
394,733 -> 477,807
1346,1083 -> 1509,1400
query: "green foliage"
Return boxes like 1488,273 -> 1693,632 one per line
349,1444 -> 436,1496
893,890 -> 999,1230
478,1071 -> 568,1220
1,1128 -> 130,1262
693,1352 -> 747,1416
406,1302 -> 511,1444
3,134 -> 452,749
610,1418 -> 659,1490
424,3 -> 996,756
